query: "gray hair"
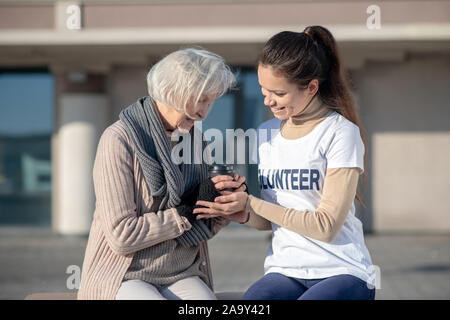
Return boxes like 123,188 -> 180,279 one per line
146,48 -> 236,117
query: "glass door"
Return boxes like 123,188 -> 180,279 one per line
0,70 -> 54,225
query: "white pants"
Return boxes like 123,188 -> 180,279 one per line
115,276 -> 218,300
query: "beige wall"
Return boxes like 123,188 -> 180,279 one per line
2,1 -> 448,29
353,53 -> 450,232
372,132 -> 450,231
0,4 -> 54,29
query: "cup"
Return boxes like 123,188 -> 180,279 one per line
208,164 -> 235,191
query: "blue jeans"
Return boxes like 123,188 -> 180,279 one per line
242,273 -> 375,300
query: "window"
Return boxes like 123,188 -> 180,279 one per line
0,70 -> 53,225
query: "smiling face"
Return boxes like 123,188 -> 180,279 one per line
257,64 -> 318,120
156,94 -> 216,135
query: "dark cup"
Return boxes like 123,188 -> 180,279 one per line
208,164 -> 235,192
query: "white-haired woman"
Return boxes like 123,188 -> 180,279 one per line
77,48 -> 244,300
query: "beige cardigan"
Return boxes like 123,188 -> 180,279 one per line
77,120 -> 229,300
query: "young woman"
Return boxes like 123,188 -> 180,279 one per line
194,26 -> 376,300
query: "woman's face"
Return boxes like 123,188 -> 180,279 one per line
158,94 -> 216,136
257,64 -> 318,120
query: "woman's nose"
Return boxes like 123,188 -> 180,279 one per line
196,110 -> 207,120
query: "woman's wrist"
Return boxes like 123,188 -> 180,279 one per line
239,210 -> 250,224
239,195 -> 251,224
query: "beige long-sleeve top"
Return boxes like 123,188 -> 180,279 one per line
78,120 -> 229,300
244,96 -> 361,243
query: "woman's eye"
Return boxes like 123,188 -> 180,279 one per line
275,93 -> 286,97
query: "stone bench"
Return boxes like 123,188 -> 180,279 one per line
25,291 -> 244,300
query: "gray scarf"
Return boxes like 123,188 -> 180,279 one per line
119,96 -> 212,247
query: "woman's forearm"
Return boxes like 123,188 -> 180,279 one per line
245,167 -> 360,242
244,203 -> 272,230
100,207 -> 189,256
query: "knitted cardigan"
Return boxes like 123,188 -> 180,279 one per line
77,120 -> 229,300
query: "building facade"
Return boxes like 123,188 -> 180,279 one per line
0,0 -> 449,235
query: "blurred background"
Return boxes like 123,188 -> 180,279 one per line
0,0 -> 449,300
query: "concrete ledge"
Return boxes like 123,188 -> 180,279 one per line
25,292 -> 77,300
25,291 -> 244,300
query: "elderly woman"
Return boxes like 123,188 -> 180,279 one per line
77,48 -> 243,300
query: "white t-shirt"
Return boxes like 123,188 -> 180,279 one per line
254,111 -> 376,286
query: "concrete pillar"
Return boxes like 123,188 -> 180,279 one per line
52,69 -> 108,235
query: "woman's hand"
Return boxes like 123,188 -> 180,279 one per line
193,190 -> 249,223
211,174 -> 247,194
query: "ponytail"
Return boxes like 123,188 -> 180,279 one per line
259,26 -> 368,207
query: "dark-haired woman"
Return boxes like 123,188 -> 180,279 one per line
194,26 -> 376,300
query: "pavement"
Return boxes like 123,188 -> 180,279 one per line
0,225 -> 449,300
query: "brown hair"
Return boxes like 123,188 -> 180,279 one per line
258,25 -> 368,207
